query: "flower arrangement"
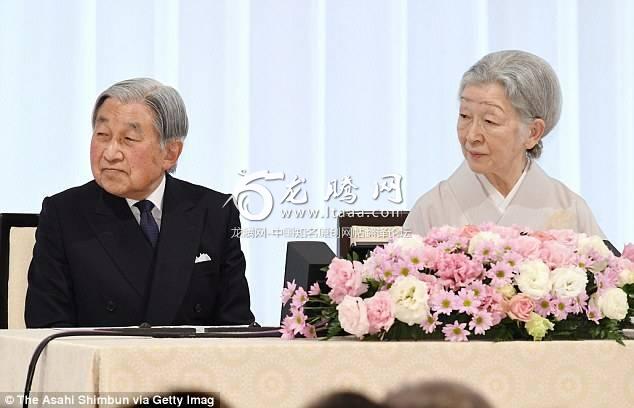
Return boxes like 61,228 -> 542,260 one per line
280,224 -> 634,342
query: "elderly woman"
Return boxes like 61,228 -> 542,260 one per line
404,50 -> 603,237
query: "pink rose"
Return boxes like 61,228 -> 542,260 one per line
364,291 -> 395,334
548,229 -> 578,246
459,225 -> 481,239
510,236 -> 542,258
540,240 -> 576,268
506,294 -> 535,322
326,258 -> 368,303
622,243 -> 634,262
337,296 -> 370,338
531,231 -> 556,242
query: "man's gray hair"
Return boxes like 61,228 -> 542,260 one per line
91,77 -> 189,145
458,50 -> 562,159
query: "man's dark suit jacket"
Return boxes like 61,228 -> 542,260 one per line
25,174 -> 254,327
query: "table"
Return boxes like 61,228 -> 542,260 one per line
1,329 -> 633,407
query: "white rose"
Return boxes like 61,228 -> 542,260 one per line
578,235 -> 611,259
550,266 -> 588,298
468,231 -> 502,255
393,235 -> 425,252
388,276 -> 430,325
596,288 -> 629,320
515,260 -> 551,299
336,296 -> 370,337
618,268 -> 634,287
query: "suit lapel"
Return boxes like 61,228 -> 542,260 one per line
145,175 -> 202,324
89,187 -> 155,297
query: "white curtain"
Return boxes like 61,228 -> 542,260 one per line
1,0 -> 632,325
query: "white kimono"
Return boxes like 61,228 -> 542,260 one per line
404,161 -> 604,237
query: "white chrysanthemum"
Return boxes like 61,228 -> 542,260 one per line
468,231 -> 502,255
596,288 -> 628,320
550,266 -> 588,298
515,260 -> 551,298
388,276 -> 430,325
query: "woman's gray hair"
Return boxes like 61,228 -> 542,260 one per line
459,50 -> 562,159
91,77 -> 188,144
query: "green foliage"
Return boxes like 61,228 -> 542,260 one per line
485,318 -> 529,341
547,316 -> 624,344
325,318 -> 342,339
364,278 -> 383,298
382,321 -> 435,341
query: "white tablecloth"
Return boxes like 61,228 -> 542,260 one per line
1,329 -> 633,408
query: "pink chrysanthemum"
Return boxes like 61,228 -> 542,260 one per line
502,252 -> 522,270
534,296 -> 552,317
406,247 -> 426,268
379,261 -> 397,282
472,241 -> 500,264
468,310 -> 493,335
279,316 -> 295,340
486,262 -> 514,287
430,290 -> 457,315
576,254 -> 594,270
436,241 -> 457,254
569,293 -> 588,315
467,281 -> 487,300
421,313 -> 439,334
442,321 -> 470,342
308,282 -> 321,296
576,291 -> 589,307
281,279 -> 297,305
456,289 -> 481,315
302,323 -> 317,339
288,309 -> 307,334
586,303 -> 602,323
551,297 -> 573,321
291,287 -> 309,309
394,260 -> 415,278
594,268 -> 619,291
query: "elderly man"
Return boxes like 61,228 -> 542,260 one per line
25,78 -> 254,327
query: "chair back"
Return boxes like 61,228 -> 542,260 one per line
0,213 -> 38,329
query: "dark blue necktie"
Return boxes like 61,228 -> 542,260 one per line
134,200 -> 159,247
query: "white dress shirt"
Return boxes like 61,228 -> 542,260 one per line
125,175 -> 166,231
